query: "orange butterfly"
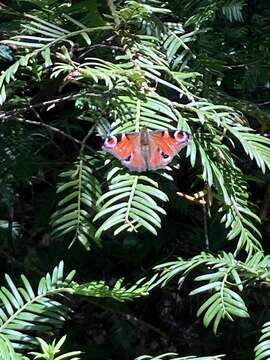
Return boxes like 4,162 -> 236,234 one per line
102,128 -> 192,172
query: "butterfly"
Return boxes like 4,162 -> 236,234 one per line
102,128 -> 192,172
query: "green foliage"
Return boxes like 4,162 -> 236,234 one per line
0,12 -> 112,105
173,0 -> 245,26
254,322 -> 270,360
221,0 -> 245,22
0,261 -> 75,352
94,171 -> 168,237
153,251 -> 270,332
0,334 -> 28,359
0,52 -> 34,105
51,56 -> 146,92
29,335 -> 81,360
50,155 -> 102,250
118,1 -> 153,22
0,259 -> 157,356
2,0 -> 269,251
74,275 -> 158,301
0,45 -> 15,63
0,0 -> 270,359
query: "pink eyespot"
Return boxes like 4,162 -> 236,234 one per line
175,131 -> 192,143
104,136 -> 118,148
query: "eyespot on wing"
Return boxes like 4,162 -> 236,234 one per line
103,136 -> 118,149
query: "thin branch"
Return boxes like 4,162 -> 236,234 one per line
257,100 -> 270,106
78,44 -> 124,59
0,92 -> 102,120
203,204 -> 210,250
125,176 -> 138,224
6,117 -> 95,152
80,123 -> 98,154
106,0 -> 121,28
260,184 -> 270,221
173,102 -> 198,113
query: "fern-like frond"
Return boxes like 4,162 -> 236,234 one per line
162,30 -> 196,71
254,321 -> 270,360
153,251 -> 270,333
221,0 -> 244,22
111,93 -> 181,133
0,53 -> 34,104
216,159 -> 262,254
190,131 -> 262,254
189,102 -> 270,173
0,334 -> 28,359
30,335 -> 81,360
94,170 -> 168,237
77,58 -> 145,90
0,261 -> 75,351
192,276 -> 249,332
0,15 -> 112,105
2,14 -> 69,48
74,275 -> 158,302
117,28 -> 197,99
182,102 -> 269,254
244,251 -> 270,273
50,155 -> 101,250
226,126 -> 270,173
132,44 -> 192,97
1,13 -> 98,48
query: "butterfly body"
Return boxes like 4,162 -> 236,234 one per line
102,128 -> 191,172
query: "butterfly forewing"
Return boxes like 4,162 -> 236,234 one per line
102,133 -> 147,172
146,130 -> 191,170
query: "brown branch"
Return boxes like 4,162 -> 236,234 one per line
80,125 -> 97,154
8,117 -> 95,152
0,92 -> 102,120
78,44 -> 124,59
260,184 -> 270,221
173,102 -> 198,113
106,0 -> 121,28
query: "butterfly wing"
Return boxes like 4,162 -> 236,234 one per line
102,133 -> 147,172
147,130 -> 191,170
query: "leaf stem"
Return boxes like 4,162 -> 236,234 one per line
135,99 -> 141,132
125,176 -> 138,224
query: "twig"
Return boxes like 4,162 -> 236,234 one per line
78,44 -> 124,59
80,123 -> 98,154
106,0 -> 121,28
8,117 -> 95,152
0,92 -> 102,120
202,204 -> 210,250
173,102 -> 198,113
260,184 -> 270,221
257,100 -> 270,106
